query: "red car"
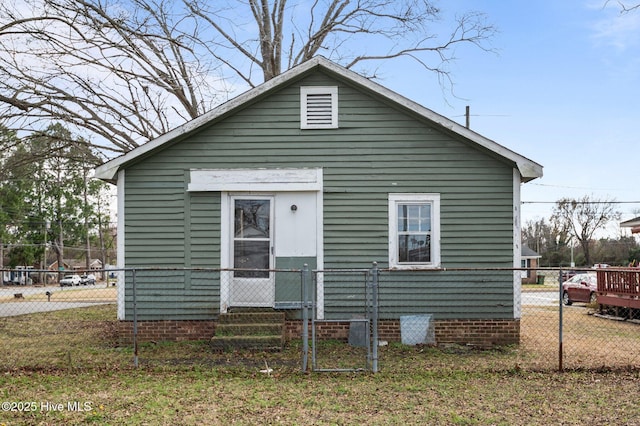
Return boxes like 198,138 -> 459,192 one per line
562,273 -> 597,305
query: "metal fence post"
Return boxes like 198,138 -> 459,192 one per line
311,268 -> 318,371
558,269 -> 563,372
132,268 -> 139,368
371,262 -> 379,373
301,264 -> 309,373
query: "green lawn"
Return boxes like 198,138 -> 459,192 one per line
2,363 -> 639,425
1,305 -> 639,425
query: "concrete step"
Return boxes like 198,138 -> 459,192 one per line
218,311 -> 285,325
216,323 -> 283,336
210,335 -> 284,352
211,310 -> 285,352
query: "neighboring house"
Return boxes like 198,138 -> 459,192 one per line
521,245 -> 542,284
48,261 -> 72,271
49,259 -> 103,271
70,259 -> 103,271
621,217 -> 640,234
95,57 -> 543,346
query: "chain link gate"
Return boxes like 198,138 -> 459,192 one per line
301,263 -> 379,373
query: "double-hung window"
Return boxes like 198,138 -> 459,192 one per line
389,194 -> 440,269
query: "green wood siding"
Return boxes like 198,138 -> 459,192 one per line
122,270 -> 220,320
189,192 -> 221,268
122,69 -> 517,321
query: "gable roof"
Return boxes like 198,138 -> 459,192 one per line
522,245 -> 541,258
95,56 -> 543,183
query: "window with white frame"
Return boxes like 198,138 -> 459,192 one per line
521,258 -> 531,278
389,194 -> 441,269
300,86 -> 338,129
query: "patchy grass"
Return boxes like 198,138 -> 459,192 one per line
0,305 -> 122,371
2,359 -> 640,424
1,306 -> 640,424
520,306 -> 640,370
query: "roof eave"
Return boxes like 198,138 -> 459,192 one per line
95,56 -> 543,183
320,61 -> 543,182
95,57 -> 329,181
621,217 -> 640,229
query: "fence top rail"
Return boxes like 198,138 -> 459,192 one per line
3,266 -> 639,274
0,267 -> 304,273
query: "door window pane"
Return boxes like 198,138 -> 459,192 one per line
233,199 -> 270,278
235,200 -> 270,238
234,241 -> 269,278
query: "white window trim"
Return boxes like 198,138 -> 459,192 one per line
388,193 -> 441,270
300,86 -> 338,129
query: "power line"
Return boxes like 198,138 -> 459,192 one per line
527,182 -> 629,191
522,201 -> 640,204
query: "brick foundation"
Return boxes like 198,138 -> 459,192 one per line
116,320 -> 216,344
285,318 -> 520,347
433,319 -> 520,347
117,318 -> 519,348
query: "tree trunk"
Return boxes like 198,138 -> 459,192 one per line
56,217 -> 64,282
84,171 -> 91,270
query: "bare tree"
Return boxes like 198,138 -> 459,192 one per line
551,196 -> 622,266
0,0 -> 496,156
605,1 -> 640,12
0,0 -> 226,155
185,0 -> 495,83
522,217 -> 574,266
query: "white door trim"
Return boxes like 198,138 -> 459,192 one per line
188,168 -> 322,192
214,168 -> 324,316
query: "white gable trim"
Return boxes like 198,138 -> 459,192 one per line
95,56 -> 542,183
188,168 -> 323,192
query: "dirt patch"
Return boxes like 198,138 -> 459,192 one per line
0,287 -> 116,303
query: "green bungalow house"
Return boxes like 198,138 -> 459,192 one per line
95,56 -> 543,346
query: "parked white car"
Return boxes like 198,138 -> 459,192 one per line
60,274 -> 81,287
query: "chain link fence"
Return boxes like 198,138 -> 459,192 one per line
309,268 -> 376,372
0,268 -> 119,371
1,266 -> 639,373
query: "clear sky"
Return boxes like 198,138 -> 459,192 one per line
373,1 -> 639,236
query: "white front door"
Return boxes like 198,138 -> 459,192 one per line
229,196 -> 275,307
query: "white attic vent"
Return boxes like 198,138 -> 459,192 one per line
300,86 -> 338,129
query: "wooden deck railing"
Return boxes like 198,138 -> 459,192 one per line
596,269 -> 640,296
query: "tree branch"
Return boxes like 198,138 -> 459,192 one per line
0,0 -> 497,157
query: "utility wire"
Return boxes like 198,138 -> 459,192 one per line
522,201 -> 640,204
